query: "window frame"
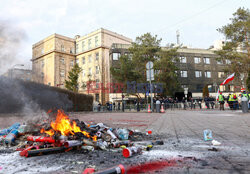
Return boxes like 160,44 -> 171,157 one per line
195,71 -> 202,78
205,71 -> 211,78
112,52 -> 121,60
204,57 -> 210,64
180,70 -> 188,77
194,57 -> 201,64
180,56 -> 187,63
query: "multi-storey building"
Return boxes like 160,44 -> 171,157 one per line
75,29 -> 132,103
32,29 -> 132,104
109,44 -> 241,100
174,48 -> 240,96
32,34 -> 75,87
3,68 -> 32,81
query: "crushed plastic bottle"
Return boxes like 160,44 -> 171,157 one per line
5,129 -> 19,145
117,129 -> 129,140
0,123 -> 20,136
17,125 -> 28,134
203,129 -> 212,141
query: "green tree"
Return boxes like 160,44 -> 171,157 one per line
202,85 -> 209,98
65,64 -> 82,92
154,48 -> 181,96
216,7 -> 250,86
110,55 -> 140,84
110,33 -> 180,97
129,33 -> 162,83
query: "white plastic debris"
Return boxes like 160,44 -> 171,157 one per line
212,140 -> 221,146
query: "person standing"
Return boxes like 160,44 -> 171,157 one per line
198,98 -> 202,109
204,96 -> 210,109
210,96 -> 215,109
118,102 -> 120,111
218,92 -> 225,110
232,93 -> 238,110
228,94 -> 233,110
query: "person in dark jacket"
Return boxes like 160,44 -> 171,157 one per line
204,96 -> 210,109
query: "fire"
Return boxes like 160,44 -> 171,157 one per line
41,110 -> 97,141
40,128 -> 54,136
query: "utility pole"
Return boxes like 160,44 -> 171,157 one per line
146,61 -> 154,112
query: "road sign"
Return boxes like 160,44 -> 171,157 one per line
146,69 -> 154,81
146,91 -> 149,96
146,61 -> 153,70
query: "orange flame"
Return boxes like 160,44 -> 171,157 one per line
41,110 -> 97,141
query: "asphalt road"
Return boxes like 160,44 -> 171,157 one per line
0,110 -> 250,173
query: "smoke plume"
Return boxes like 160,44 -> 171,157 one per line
0,20 -> 27,75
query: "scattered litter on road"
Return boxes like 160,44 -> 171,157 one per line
0,109 -> 164,164
212,140 -> 221,146
203,129 -> 212,141
208,147 -> 218,151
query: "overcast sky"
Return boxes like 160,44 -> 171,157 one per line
0,0 -> 249,68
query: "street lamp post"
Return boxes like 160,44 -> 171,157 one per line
10,64 -> 24,79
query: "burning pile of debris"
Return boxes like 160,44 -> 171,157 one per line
0,110 -> 163,160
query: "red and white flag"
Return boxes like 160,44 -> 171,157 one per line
220,73 -> 235,85
216,73 -> 235,100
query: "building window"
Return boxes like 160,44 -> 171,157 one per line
61,45 -> 64,52
60,58 -> 65,64
194,57 -> 201,64
41,72 -> 44,79
205,71 -> 211,78
217,60 -> 222,64
95,36 -> 98,47
96,66 -> 99,74
41,48 -> 44,54
89,68 -> 92,76
208,85 -> 213,92
195,71 -> 202,78
60,70 -> 65,77
204,57 -> 210,64
76,58 -> 79,64
180,71 -> 187,77
76,44 -> 79,54
82,57 -> 85,64
180,56 -> 187,63
88,55 -> 92,63
88,39 -> 91,49
82,41 -> 85,51
96,79 -> 100,89
112,53 -> 121,60
225,59 -> 231,64
95,94 -> 99,102
219,85 -> 226,92
96,52 -> 99,61
196,84 -> 203,91
218,72 -> 224,78
229,85 -> 234,92
70,60 -> 74,67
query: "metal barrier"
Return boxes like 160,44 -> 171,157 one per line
93,101 -> 241,112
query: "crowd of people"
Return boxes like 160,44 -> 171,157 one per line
218,91 -> 250,110
95,90 -> 250,112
